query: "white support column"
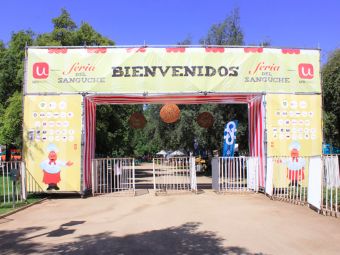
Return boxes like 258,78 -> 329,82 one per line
190,156 -> 197,191
212,157 -> 219,191
91,160 -> 95,196
153,159 -> 156,191
265,157 -> 273,196
21,161 -> 27,200
308,156 -> 322,210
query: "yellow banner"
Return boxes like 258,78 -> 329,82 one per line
26,47 -> 320,94
23,95 -> 82,192
266,94 -> 322,157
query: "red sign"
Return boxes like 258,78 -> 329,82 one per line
298,63 -> 314,79
33,62 -> 49,79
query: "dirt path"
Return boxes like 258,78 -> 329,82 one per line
1,190 -> 339,255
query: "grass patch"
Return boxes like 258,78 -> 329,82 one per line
1,175 -> 45,215
323,188 -> 340,206
0,175 -> 10,192
0,175 -> 22,203
0,195 -> 43,215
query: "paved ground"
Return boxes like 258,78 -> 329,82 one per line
1,188 -> 340,255
135,163 -> 213,190
1,164 -> 340,254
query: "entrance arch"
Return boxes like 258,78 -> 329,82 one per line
83,94 -> 265,191
23,46 -> 322,196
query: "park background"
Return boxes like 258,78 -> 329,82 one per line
0,0 -> 339,158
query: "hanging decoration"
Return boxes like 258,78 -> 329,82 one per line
160,104 -> 180,123
197,112 -> 214,128
128,112 -> 147,129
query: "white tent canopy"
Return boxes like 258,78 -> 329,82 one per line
169,150 -> 185,156
156,150 -> 167,156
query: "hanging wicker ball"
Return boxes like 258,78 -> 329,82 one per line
197,112 -> 214,128
160,104 -> 180,123
129,112 -> 146,129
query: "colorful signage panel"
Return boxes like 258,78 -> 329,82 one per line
23,95 -> 82,192
26,47 -> 320,94
266,94 -> 322,157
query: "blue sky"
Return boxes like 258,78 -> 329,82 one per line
0,0 -> 339,63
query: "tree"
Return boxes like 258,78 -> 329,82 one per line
322,49 -> 340,147
75,22 -> 114,46
0,40 -> 5,51
0,30 -> 34,103
189,7 -> 248,154
36,9 -> 114,46
130,103 -> 248,158
177,35 -> 192,45
0,91 -> 22,146
200,8 -> 244,46
0,7 -> 252,158
96,104 -> 142,157
130,8 -> 248,158
0,9 -> 115,149
51,8 -> 77,45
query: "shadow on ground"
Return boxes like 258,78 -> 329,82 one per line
0,221 -> 264,255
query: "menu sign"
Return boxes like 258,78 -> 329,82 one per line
23,95 -> 82,192
266,94 -> 322,157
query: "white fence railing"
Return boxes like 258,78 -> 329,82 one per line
1,155 -> 338,218
0,161 -> 25,206
322,155 -> 340,216
153,157 -> 197,194
212,157 -> 259,192
269,157 -> 309,204
92,158 -> 135,195
26,167 -> 45,194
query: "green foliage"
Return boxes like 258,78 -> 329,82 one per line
0,31 -> 34,102
52,8 -> 77,31
51,8 -> 77,45
0,91 -> 22,146
128,104 -> 248,158
0,9 -> 115,147
0,40 -> 4,51
322,49 -> 340,146
200,8 -> 244,46
36,9 -> 114,46
177,36 -> 192,45
8,30 -> 34,55
1,6 -> 335,158
171,8 -> 247,156
96,104 -> 142,157
23,7 -> 248,158
75,22 -> 114,46
35,33 -> 62,46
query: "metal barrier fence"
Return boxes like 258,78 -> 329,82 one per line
153,157 -> 197,194
212,157 -> 259,192
26,168 -> 45,194
322,155 -> 340,216
92,158 -> 135,195
0,161 -> 24,206
270,157 -> 309,204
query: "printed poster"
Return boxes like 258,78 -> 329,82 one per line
266,94 -> 322,157
23,95 -> 82,192
266,94 -> 322,188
